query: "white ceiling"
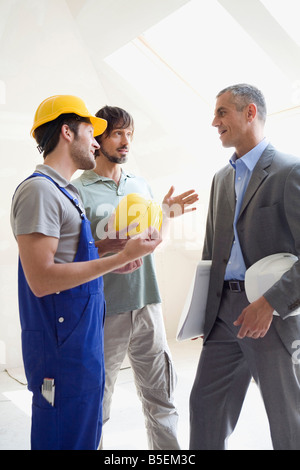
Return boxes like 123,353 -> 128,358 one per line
0,0 -> 299,195
66,0 -> 189,59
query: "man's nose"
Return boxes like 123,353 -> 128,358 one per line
212,116 -> 219,127
122,135 -> 130,145
93,137 -> 100,149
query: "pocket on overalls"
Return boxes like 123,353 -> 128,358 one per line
31,394 -> 59,450
53,291 -> 90,346
57,294 -> 105,397
21,330 -> 45,390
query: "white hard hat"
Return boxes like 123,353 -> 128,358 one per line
245,253 -> 299,316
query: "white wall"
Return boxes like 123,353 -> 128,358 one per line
1,0 -> 299,371
0,0 -> 191,370
0,0 -> 109,370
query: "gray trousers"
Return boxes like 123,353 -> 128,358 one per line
101,304 -> 180,450
190,288 -> 300,450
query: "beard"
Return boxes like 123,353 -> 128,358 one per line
70,139 -> 96,170
98,145 -> 128,164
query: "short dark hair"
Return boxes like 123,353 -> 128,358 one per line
95,106 -> 134,144
34,113 -> 91,158
217,84 -> 267,122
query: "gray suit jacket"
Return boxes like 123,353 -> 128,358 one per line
202,143 -> 300,351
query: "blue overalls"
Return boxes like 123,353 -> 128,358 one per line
16,173 -> 105,450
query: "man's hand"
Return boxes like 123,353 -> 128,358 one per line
96,237 -> 128,256
112,258 -> 143,274
162,186 -> 198,218
234,296 -> 274,339
122,227 -> 162,261
96,213 -> 138,256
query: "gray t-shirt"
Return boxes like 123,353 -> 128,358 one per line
11,165 -> 84,264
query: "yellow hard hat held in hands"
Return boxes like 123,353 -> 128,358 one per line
114,193 -> 163,238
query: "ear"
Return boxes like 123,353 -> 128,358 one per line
247,103 -> 257,122
61,124 -> 73,143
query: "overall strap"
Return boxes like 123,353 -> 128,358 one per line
26,172 -> 85,218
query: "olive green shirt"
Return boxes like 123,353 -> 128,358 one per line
72,169 -> 161,315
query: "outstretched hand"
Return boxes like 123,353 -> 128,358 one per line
162,186 -> 198,218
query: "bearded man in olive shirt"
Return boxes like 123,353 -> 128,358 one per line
73,105 -> 198,450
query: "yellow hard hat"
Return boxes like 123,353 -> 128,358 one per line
30,95 -> 107,138
114,193 -> 162,237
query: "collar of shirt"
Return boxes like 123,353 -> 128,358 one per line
229,138 -> 269,171
35,164 -> 71,188
79,168 -> 135,186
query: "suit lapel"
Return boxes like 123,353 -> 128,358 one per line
238,144 -> 275,219
224,166 -> 236,213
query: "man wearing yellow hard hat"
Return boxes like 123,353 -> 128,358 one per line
73,105 -> 198,450
10,95 -> 162,450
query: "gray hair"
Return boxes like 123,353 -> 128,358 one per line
217,83 -> 267,122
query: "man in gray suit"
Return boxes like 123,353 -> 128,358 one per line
190,84 -> 300,450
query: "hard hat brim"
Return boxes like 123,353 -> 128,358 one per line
30,95 -> 107,138
245,253 -> 298,303
89,116 -> 107,137
31,113 -> 107,138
